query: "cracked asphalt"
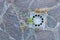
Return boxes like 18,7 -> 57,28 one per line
0,0 -> 60,40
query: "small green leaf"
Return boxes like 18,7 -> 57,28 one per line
27,18 -> 33,23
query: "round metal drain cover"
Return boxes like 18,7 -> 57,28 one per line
32,14 -> 44,26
